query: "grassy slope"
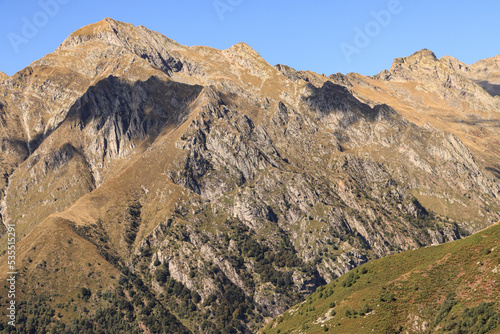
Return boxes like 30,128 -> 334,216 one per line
263,222 -> 500,334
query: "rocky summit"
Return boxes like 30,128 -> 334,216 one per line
0,18 -> 499,333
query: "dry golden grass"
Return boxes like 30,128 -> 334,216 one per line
0,216 -> 120,307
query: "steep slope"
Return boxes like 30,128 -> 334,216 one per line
263,221 -> 500,334
0,18 -> 499,333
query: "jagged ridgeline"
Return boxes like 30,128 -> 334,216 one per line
0,18 -> 499,333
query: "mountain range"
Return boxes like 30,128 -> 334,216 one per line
0,18 -> 499,333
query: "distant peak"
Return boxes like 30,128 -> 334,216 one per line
102,17 -> 118,23
410,48 -> 438,60
440,55 -> 470,72
470,53 -> 500,70
389,49 -> 439,73
232,42 -> 252,48
227,42 -> 259,55
0,71 -> 8,80
225,42 -> 265,62
440,55 -> 459,63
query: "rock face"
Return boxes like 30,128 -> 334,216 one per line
0,18 -> 500,333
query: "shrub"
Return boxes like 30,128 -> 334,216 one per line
155,267 -> 169,283
434,293 -> 457,326
80,287 -> 92,301
441,302 -> 500,333
342,272 -> 360,288
359,304 -> 372,316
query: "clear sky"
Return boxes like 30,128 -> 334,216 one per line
1,0 -> 499,77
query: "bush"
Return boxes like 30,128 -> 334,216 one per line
359,304 -> 372,316
441,302 -> 500,333
434,293 -> 457,325
80,287 -> 92,301
342,272 -> 360,288
191,291 -> 201,303
155,265 -> 170,283
378,292 -> 396,302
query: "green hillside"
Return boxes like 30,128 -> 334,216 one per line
262,222 -> 500,334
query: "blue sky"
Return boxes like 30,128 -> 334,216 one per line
1,0 -> 499,77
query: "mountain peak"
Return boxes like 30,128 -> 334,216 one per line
0,71 -> 8,80
440,55 -> 470,72
469,53 -> 500,74
409,48 -> 438,60
222,41 -> 273,75
226,42 -> 262,59
467,54 -> 500,96
57,18 -> 183,52
57,18 -> 130,50
230,42 -> 254,50
391,48 -> 438,68
66,17 -> 127,38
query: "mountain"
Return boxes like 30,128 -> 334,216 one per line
0,18 -> 499,333
262,221 -> 500,334
468,55 -> 500,97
